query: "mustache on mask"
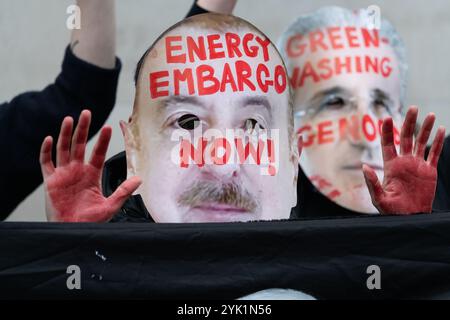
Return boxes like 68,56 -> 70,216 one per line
177,180 -> 259,213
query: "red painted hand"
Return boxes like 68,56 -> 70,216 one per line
40,110 -> 141,222
363,106 -> 446,215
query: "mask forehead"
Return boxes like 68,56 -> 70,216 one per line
125,15 -> 298,223
285,27 -> 401,111
133,22 -> 292,148
136,25 -> 289,106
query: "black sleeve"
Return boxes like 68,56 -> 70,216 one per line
186,0 -> 210,18
0,46 -> 121,219
433,135 -> 450,211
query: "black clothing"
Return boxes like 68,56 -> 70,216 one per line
0,46 -> 121,219
102,152 -> 154,223
434,136 -> 450,211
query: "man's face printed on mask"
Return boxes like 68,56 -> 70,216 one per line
122,14 -> 298,223
285,26 -> 403,213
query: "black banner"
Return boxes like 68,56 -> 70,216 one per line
1,213 -> 450,300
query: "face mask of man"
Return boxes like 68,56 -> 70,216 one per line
280,7 -> 406,213
121,13 -> 299,222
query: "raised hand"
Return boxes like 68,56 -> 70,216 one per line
362,106 -> 446,215
40,110 -> 141,222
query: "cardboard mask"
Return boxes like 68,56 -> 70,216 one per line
121,14 -> 299,222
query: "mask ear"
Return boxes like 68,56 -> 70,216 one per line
120,120 -> 138,178
289,133 -> 300,208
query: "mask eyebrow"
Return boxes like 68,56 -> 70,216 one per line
298,86 -> 352,117
307,86 -> 352,106
238,96 -> 273,119
371,88 -> 393,104
156,95 -> 207,117
161,95 -> 206,108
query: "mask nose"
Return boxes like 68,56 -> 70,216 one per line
347,101 -> 380,159
200,137 -> 241,180
203,163 -> 240,179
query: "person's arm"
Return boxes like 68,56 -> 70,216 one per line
186,0 -> 237,18
70,0 -> 116,69
0,1 -> 120,219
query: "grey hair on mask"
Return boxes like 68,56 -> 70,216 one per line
277,6 -> 408,107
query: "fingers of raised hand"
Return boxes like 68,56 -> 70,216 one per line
40,136 -> 55,178
70,110 -> 92,162
427,126 -> 446,168
400,106 -> 418,155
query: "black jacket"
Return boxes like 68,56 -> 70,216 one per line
102,152 -> 154,223
433,135 -> 450,211
0,46 -> 121,219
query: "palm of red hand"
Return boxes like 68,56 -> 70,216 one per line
380,156 -> 436,214
45,162 -> 110,222
363,106 -> 445,215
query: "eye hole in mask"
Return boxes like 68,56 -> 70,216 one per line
177,114 -> 201,130
244,118 -> 265,131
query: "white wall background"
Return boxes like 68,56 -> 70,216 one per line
2,0 -> 449,221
